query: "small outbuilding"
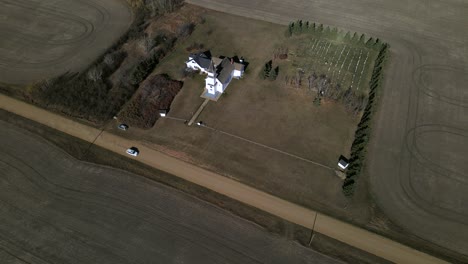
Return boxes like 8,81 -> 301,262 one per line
338,156 -> 349,170
158,109 -> 168,117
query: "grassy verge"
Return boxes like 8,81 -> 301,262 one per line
0,108 -> 388,264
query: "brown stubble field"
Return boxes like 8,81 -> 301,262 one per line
124,10 -> 369,224
1,0 -> 466,262
0,0 -> 132,84
186,0 -> 468,262
0,112 -> 348,264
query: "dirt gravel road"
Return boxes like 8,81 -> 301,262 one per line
0,121 -> 342,264
0,0 -> 132,84
186,0 -> 468,258
0,94 -> 447,263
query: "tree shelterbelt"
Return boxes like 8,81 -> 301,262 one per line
343,43 -> 389,196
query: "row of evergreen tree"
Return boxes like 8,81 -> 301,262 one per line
342,43 -> 389,197
286,20 -> 382,50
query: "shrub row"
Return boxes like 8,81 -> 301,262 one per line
30,50 -> 131,122
342,43 -> 389,196
130,34 -> 176,84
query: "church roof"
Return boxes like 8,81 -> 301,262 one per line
189,51 -> 245,84
216,58 -> 235,84
189,51 -> 212,70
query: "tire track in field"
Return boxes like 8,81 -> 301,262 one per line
0,0 -> 95,45
0,0 -> 110,68
0,0 -> 131,83
1,125 -> 317,264
0,154 -> 260,264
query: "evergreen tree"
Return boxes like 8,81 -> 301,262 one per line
313,96 -> 321,106
269,66 -> 279,80
311,22 -> 316,33
359,33 -> 366,44
342,178 -> 355,197
317,23 -> 324,33
293,20 -> 302,34
365,37 -> 374,47
287,22 -> 294,37
331,27 -> 338,38
344,31 -> 351,42
351,32 -> 358,43
262,60 -> 272,79
373,38 -> 381,49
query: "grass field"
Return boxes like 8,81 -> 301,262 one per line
127,9 -> 371,220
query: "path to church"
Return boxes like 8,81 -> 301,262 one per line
188,98 -> 210,126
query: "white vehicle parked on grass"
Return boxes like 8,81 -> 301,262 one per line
126,147 -> 139,157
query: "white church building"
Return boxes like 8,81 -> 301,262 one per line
186,51 -> 245,100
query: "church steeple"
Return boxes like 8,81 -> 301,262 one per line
207,60 -> 216,77
205,59 -> 216,91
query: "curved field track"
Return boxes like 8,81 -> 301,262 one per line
186,0 -> 468,258
0,0 -> 132,84
0,121 -> 341,264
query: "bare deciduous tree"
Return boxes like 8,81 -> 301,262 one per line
37,78 -> 53,93
145,0 -> 182,15
317,74 -> 329,93
103,54 -> 115,66
308,72 -> 317,91
138,34 -> 155,53
295,69 -> 305,88
87,66 -> 103,81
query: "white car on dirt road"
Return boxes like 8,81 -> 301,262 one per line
126,147 -> 139,157
118,124 -> 129,131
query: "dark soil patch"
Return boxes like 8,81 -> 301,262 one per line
119,74 -> 182,128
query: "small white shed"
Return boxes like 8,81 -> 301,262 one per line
158,109 -> 168,117
338,156 -> 349,170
